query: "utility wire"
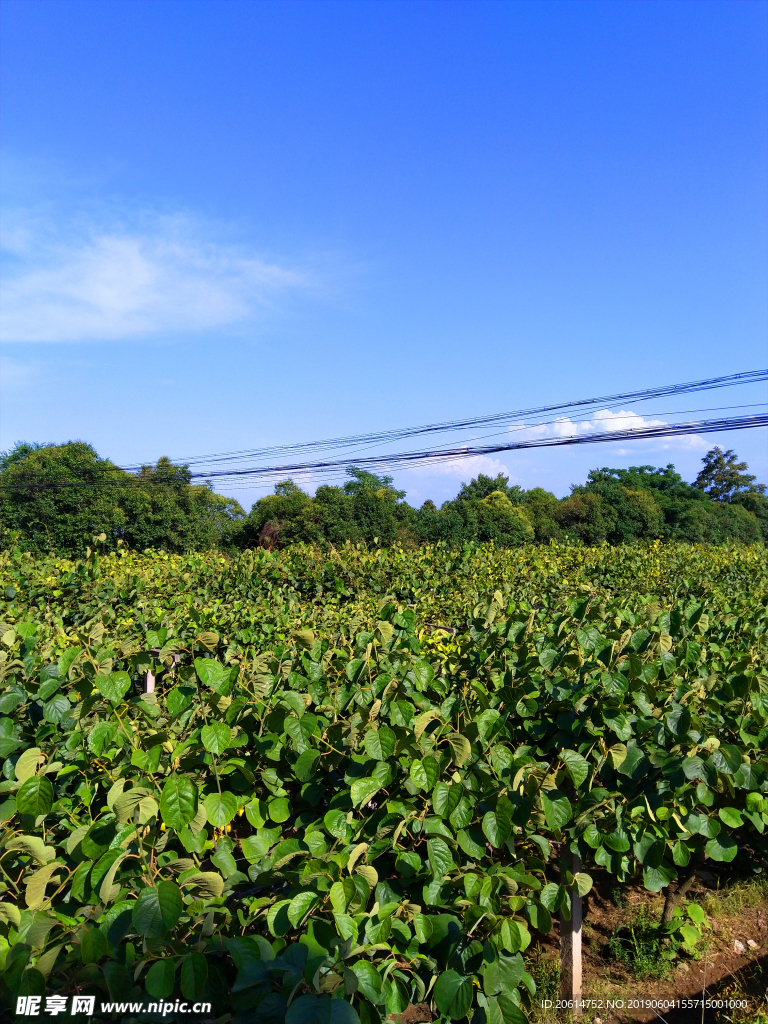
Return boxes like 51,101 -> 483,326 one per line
5,412 -> 765,490
122,368 -> 768,470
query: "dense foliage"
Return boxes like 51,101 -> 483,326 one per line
0,443 -> 245,557
1,442 -> 765,555
0,540 -> 766,1022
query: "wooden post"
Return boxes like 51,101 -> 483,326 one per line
560,849 -> 583,1020
144,650 -> 178,694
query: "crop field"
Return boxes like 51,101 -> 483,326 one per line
0,540 -> 766,1023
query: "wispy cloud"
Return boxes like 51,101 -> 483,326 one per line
0,211 -> 312,342
510,408 -> 708,450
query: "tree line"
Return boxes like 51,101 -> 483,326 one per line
0,440 -> 765,555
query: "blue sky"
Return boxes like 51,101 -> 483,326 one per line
1,0 -> 766,509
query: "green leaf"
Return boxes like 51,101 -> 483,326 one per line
617,740 -> 650,780
525,899 -> 552,933
17,776 -> 54,816
203,791 -> 238,827
160,776 -> 198,830
410,757 -> 439,790
324,809 -> 350,838
294,750 -> 321,782
672,841 -> 692,867
573,872 -> 593,897
132,882 -> 182,938
97,671 -> 131,705
705,835 -> 738,862
560,749 -> 589,787
268,796 -> 291,822
433,970 -> 473,1019
364,725 -> 396,761
432,782 -> 461,819
718,807 -> 744,828
201,722 -> 231,754
4,835 -> 56,866
458,828 -> 485,860
80,928 -> 108,964
427,836 -> 454,878
496,918 -> 531,953
541,790 -> 572,830
666,705 -> 691,737
643,864 -> 677,892
483,951 -> 524,995
145,959 -> 176,999
476,708 -> 501,745
482,809 -> 511,849
180,952 -> 208,1001
194,658 -> 228,692
446,732 -> 471,766
603,710 -> 633,741
349,961 -> 382,1002
289,891 -> 318,927
710,745 -> 743,775
413,913 -> 433,943
25,862 -> 61,909
285,994 -> 360,1023
350,777 -> 381,808
330,878 -> 356,913
267,900 -> 292,937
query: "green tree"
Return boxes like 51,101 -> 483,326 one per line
475,491 -> 534,546
555,491 -> 617,545
695,447 -> 765,502
0,442 -> 244,555
456,472 -> 524,503
521,487 -> 562,542
343,466 -> 406,499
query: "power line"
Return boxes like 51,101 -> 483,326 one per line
185,413 -> 768,484
122,367 -> 768,471
5,411 -> 765,490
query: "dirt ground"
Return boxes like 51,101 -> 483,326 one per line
574,878 -> 767,1023
393,875 -> 767,1024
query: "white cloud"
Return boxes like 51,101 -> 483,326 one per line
509,408 -> 708,451
0,212 -> 311,342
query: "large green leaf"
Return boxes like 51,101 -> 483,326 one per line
159,775 -> 198,830
350,777 -> 381,808
145,959 -> 176,999
541,790 -> 572,830
710,745 -> 743,775
427,836 -> 454,878
363,725 -> 396,761
433,782 -> 462,819
203,791 -> 238,826
433,970 -> 473,1019
201,722 -> 231,754
349,961 -> 382,1002
483,951 -> 524,995
560,749 -> 589,788
194,658 -> 229,692
97,672 -> 131,705
180,953 -> 208,1001
288,892 -> 318,927
285,994 -> 360,1023
705,835 -> 738,862
17,776 -> 53,816
294,749 -> 321,782
482,810 -> 510,849
410,757 -> 439,790
131,882 -> 182,938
